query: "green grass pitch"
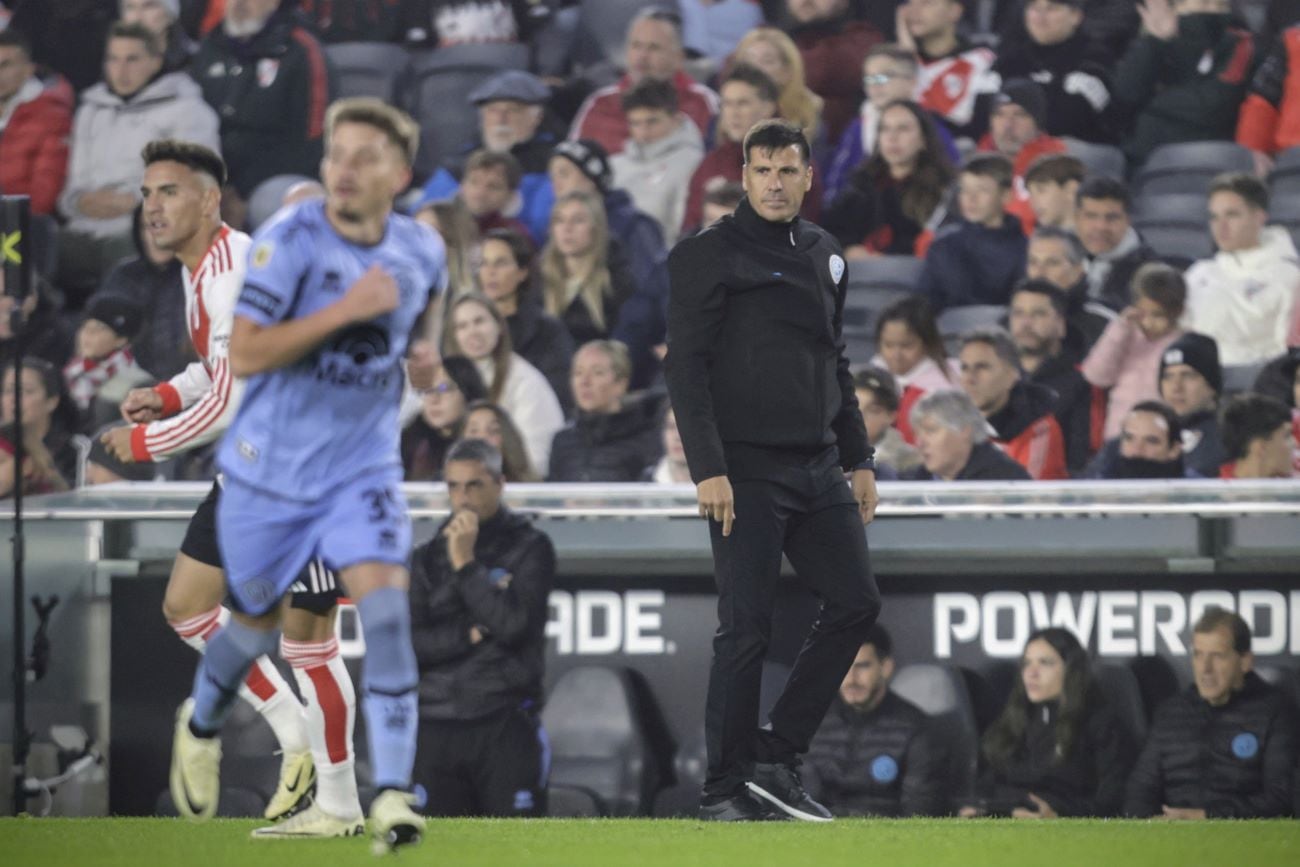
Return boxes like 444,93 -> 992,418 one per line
3,818 -> 1299,867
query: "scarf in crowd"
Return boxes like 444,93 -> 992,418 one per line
64,346 -> 136,411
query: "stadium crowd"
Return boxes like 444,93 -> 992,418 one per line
0,0 -> 1297,825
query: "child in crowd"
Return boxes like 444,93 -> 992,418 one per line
62,295 -> 151,434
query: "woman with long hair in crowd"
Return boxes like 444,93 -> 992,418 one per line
961,627 -> 1133,818
443,293 -> 563,473
539,191 -> 634,347
462,400 -> 541,482
869,296 -> 959,444
416,196 -> 481,347
2,358 -> 80,485
479,227 -> 575,411
824,100 -> 954,258
734,27 -> 824,144
401,356 -> 488,481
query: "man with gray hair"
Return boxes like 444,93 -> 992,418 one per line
408,438 -> 557,817
901,390 -> 1031,480
959,327 -> 1068,479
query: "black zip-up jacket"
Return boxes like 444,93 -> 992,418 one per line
1124,673 -> 1298,818
976,698 -> 1135,817
987,380 -> 1059,443
1027,354 -> 1094,476
547,393 -> 663,482
900,441 -> 1032,481
408,506 -> 555,722
665,197 -> 872,483
806,691 -> 950,817
992,31 -> 1118,144
508,297 -> 575,413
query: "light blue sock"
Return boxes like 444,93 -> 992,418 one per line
190,618 -> 280,735
357,587 -> 419,791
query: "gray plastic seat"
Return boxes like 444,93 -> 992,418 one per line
1134,142 -> 1255,197
847,255 -> 924,293
405,43 -> 530,180
246,173 -> 314,231
325,41 -> 410,103
574,0 -> 650,68
541,665 -> 663,816
891,663 -> 979,810
1138,225 -> 1215,263
1133,193 -> 1209,228
1062,137 -> 1126,180
1222,361 -> 1270,396
936,305 -> 1007,340
843,286 -> 914,363
1093,663 -> 1148,743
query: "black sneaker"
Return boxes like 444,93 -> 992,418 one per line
698,792 -> 790,822
746,761 -> 832,822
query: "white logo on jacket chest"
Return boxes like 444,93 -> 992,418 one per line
257,59 -> 280,88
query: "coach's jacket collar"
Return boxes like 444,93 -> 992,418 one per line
732,198 -> 801,248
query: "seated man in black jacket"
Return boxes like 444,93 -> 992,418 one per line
408,438 -> 557,817
1125,607 -> 1298,819
901,390 -> 1032,481
806,625 -> 949,816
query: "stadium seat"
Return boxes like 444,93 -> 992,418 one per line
891,663 -> 980,810
1133,193 -> 1209,229
847,255 -> 924,292
541,665 -> 667,816
1137,225 -> 1215,265
936,305 -> 1007,352
405,43 -> 531,181
1061,137 -> 1126,180
650,728 -> 706,818
325,41 -> 410,103
573,0 -> 648,68
1267,146 -> 1300,201
1223,361 -> 1268,396
246,174 -> 314,231
29,213 -> 58,279
843,286 -> 913,363
1093,663 -> 1148,743
1255,665 -> 1300,714
1133,142 -> 1255,197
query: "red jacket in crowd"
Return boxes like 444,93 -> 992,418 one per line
988,382 -> 1069,480
790,19 -> 882,146
680,138 -> 822,234
0,75 -> 73,216
977,132 -> 1068,235
570,70 -> 718,156
1237,25 -> 1300,155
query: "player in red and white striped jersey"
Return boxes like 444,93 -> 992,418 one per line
99,140 -> 362,835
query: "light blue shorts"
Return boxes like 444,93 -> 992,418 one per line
216,467 -> 410,615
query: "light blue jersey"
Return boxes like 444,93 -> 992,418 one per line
217,200 -> 446,502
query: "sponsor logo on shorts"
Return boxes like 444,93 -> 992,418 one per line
242,577 -> 277,607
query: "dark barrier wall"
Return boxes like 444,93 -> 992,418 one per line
108,569 -> 1300,815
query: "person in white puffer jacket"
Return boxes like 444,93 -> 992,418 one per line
1183,172 -> 1300,367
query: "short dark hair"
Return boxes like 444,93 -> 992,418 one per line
444,437 -> 505,480
465,149 -> 523,191
960,326 -> 1021,373
1208,171 -> 1269,212
621,77 -> 678,114
142,139 -> 228,187
1220,393 -> 1291,461
1030,225 -> 1087,264
961,152 -> 1013,189
743,119 -> 811,166
1077,176 -> 1132,213
1011,278 -> 1068,319
853,365 -> 900,412
860,623 -> 894,660
1128,399 -> 1183,449
0,30 -> 32,59
1024,153 -> 1085,187
1131,262 -> 1186,319
721,62 -> 780,106
108,21 -> 161,56
326,97 -> 421,166
1193,606 -> 1252,655
482,227 -> 534,272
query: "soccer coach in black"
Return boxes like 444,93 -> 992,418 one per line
665,119 -> 882,822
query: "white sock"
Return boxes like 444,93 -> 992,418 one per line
283,636 -> 361,818
170,605 -> 309,754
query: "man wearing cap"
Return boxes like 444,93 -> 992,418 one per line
977,78 -> 1067,233
569,7 -> 719,157
992,0 -> 1116,144
417,69 -> 560,242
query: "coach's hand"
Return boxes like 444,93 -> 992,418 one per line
851,469 -> 879,525
342,264 -> 400,322
696,475 -> 735,537
444,509 -> 479,570
100,425 -> 136,463
407,340 -> 439,391
121,387 -> 163,423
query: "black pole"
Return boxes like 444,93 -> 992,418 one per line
4,195 -> 32,815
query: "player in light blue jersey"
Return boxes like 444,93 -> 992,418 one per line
169,98 -> 444,854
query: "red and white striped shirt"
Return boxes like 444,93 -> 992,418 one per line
130,225 -> 250,462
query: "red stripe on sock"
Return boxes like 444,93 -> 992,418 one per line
171,608 -> 222,639
305,664 -> 349,764
244,660 -> 278,702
